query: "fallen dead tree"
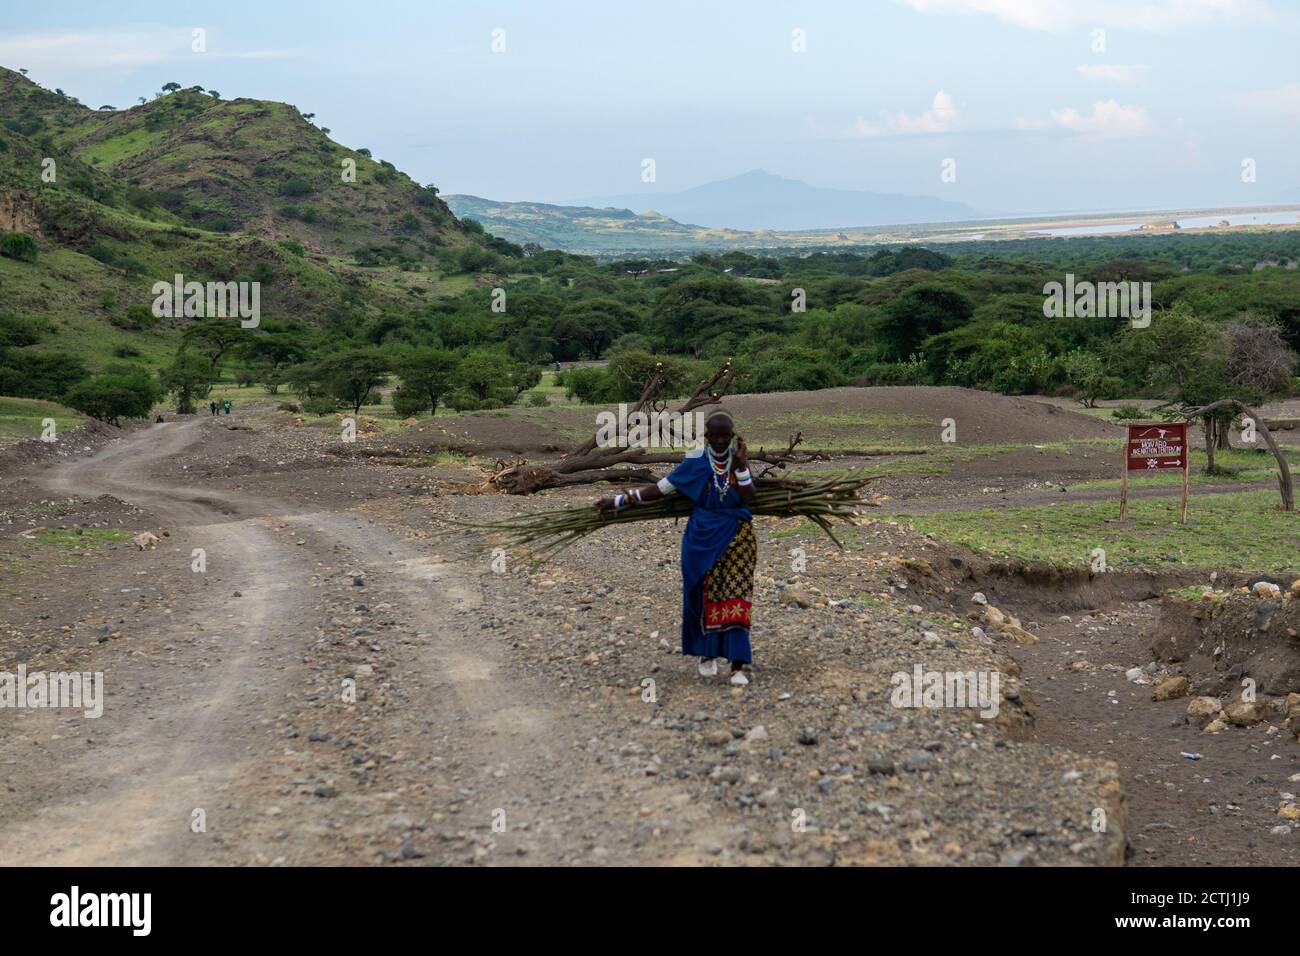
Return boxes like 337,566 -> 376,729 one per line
1184,398 -> 1294,512
488,361 -> 924,495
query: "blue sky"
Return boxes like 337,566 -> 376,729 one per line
3,0 -> 1298,215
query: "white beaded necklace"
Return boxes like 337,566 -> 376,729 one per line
707,445 -> 732,498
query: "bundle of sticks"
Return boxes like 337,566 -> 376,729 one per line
451,472 -> 879,560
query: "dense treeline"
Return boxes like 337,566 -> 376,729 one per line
3,227 -> 1298,423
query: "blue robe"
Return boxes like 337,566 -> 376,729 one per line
665,448 -> 753,663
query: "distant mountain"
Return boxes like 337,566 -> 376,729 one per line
568,169 -> 978,231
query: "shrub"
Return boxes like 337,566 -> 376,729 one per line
110,305 -> 158,331
0,231 -> 37,263
390,387 -> 429,418
0,313 -> 51,348
561,367 -> 611,404
523,390 -> 549,407
853,359 -> 931,387
63,370 -> 159,425
455,245 -> 500,274
278,177 -> 312,197
1111,404 -> 1146,421
85,240 -> 116,264
0,351 -> 88,399
303,397 -> 338,416
444,388 -> 490,412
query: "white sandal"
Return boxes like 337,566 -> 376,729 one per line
729,670 -> 749,686
697,657 -> 719,677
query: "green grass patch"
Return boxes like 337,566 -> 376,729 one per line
896,490 -> 1300,573
0,396 -> 86,443
768,519 -> 821,539
1165,585 -> 1228,601
83,127 -> 165,167
30,528 -> 135,549
1070,447 -> 1300,490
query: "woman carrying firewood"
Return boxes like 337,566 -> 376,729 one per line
596,411 -> 757,685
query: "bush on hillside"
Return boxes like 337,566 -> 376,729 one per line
0,231 -> 37,263
0,351 -> 89,400
63,369 -> 159,425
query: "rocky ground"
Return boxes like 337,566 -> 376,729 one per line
0,396 -> 1295,866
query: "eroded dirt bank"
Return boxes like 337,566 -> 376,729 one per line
888,550 -> 1300,866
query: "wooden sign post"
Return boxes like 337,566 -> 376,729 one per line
1120,422 -> 1189,523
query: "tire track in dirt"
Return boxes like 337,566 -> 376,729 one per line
288,508 -> 733,864
0,421 -> 315,864
3,420 -> 721,865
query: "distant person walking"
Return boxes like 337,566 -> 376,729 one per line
209,401 -> 218,417
223,400 -> 232,415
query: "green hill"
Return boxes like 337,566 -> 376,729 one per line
0,67 -> 497,368
444,194 -> 755,254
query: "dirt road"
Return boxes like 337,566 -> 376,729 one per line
0,420 -> 773,864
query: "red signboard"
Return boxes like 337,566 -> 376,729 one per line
1125,422 -> 1188,471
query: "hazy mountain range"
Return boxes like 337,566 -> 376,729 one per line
566,169 -> 978,231
445,169 -> 981,254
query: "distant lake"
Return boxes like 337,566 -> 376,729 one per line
1033,209 -> 1300,237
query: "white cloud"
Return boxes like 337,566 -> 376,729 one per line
0,26 -> 295,73
1076,64 -> 1149,84
1234,82 -> 1300,116
1044,99 -> 1153,135
902,0 -> 1261,32
856,90 -> 959,137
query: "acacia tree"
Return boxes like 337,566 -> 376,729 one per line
183,320 -> 244,370
1117,309 -> 1297,474
159,349 -> 215,414
318,348 -> 390,414
395,347 -> 459,416
238,329 -> 308,394
1064,349 -> 1120,408
1114,309 -> 1234,471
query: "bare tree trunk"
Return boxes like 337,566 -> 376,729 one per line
1203,415 -> 1215,474
1189,400 -> 1293,511
1216,414 -> 1231,450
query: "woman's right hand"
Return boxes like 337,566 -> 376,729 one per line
595,496 -> 617,512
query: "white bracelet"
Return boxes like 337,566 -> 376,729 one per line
632,488 -> 644,504
613,493 -> 627,508
735,468 -> 753,486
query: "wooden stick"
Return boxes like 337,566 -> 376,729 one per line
1119,440 -> 1129,521
1180,445 -> 1189,523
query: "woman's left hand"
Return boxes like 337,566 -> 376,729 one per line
734,436 -> 749,468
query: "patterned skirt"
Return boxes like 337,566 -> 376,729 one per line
703,519 -> 756,632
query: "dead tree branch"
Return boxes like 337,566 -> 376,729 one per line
1185,398 -> 1293,512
